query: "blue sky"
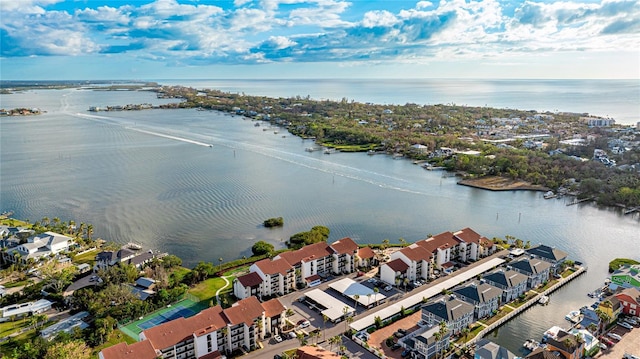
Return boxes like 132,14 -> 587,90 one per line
1,0 -> 638,80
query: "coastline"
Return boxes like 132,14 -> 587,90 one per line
457,176 -> 549,192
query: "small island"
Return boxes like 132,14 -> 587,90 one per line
263,217 -> 284,228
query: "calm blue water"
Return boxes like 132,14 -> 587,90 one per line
157,79 -> 640,125
0,83 -> 638,352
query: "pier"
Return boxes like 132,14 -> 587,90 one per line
566,197 -> 594,206
467,265 -> 587,345
624,206 -> 640,215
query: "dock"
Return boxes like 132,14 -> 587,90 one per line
566,197 -> 594,206
624,206 -> 640,215
467,265 -> 587,345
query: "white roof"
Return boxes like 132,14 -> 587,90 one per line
329,278 -> 387,307
2,299 -> 53,318
40,311 -> 89,339
351,257 -> 505,332
305,289 -> 355,321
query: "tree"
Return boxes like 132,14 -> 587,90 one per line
39,261 -> 78,294
44,340 -> 91,359
353,294 -> 360,313
296,332 -> 307,346
322,314 -> 329,342
373,287 -> 380,306
251,241 -> 274,256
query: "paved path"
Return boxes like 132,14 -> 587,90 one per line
215,276 -> 231,304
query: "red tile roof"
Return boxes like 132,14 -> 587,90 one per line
254,257 -> 292,276
100,340 -> 157,359
278,241 -> 332,266
262,298 -> 285,318
357,246 -> 376,259
191,306 -> 227,336
223,296 -> 264,326
399,244 -> 432,262
296,345 -> 342,359
141,317 -> 193,351
453,227 -> 482,244
386,258 -> 409,272
330,237 -> 358,255
199,351 -> 223,359
416,231 -> 460,254
237,271 -> 263,287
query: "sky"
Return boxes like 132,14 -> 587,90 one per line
1,0 -> 639,80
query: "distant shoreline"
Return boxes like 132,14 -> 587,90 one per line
457,176 -> 549,192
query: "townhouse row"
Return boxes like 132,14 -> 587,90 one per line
99,296 -> 286,359
233,237 -> 378,300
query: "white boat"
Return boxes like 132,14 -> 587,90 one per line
544,191 -> 557,199
324,148 -> 334,154
539,295 -> 549,305
254,122 -> 260,127
523,339 -> 541,351
305,147 -> 316,152
565,310 -> 583,323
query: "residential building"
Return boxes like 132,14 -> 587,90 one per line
233,272 -> 264,300
98,340 -> 159,359
614,287 -> 640,316
409,325 -> 451,359
453,228 -> 496,262
249,257 -> 295,297
421,296 -> 474,335
388,244 -> 432,283
95,247 -> 157,271
597,296 -> 622,323
129,277 -> 157,301
453,281 -> 502,319
275,241 -> 334,286
380,258 -> 409,286
129,296 -> 282,359
483,269 -> 528,302
545,329 -> 585,359
525,245 -> 567,275
296,345 -> 341,359
2,231 -> 74,265
610,265 -> 640,290
509,259 -> 551,289
474,339 -> 518,359
526,348 -> 563,359
356,246 -> 377,269
329,237 -> 358,275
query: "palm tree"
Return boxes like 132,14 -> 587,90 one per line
322,314 -> 329,342
462,327 -> 470,342
399,237 -> 407,247
286,308 -> 294,317
342,306 -> 350,332
86,224 -> 94,241
373,287 -> 380,306
52,217 -> 60,227
296,332 -> 307,346
345,316 -> 354,334
41,217 -> 50,227
353,294 -> 360,313
218,257 -> 223,273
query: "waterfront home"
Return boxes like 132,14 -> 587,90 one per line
597,296 -> 622,323
453,228 -> 497,262
128,277 -> 157,301
329,237 -> 359,275
568,328 -> 600,358
483,269 -> 528,302
579,306 -> 605,334
248,257 -> 296,298
525,245 -> 568,275
380,258 -> 410,286
421,296 -> 474,335
452,281 -> 502,319
115,296 -> 285,359
474,339 -> 518,359
296,345 -> 341,359
387,244 -> 432,283
1,231 -> 74,265
406,324 -> 451,359
94,246 -> 158,271
614,287 -> 640,316
509,258 -> 551,289
526,348 -> 564,359
609,264 -> 640,290
233,271 -> 264,300
41,311 -> 89,341
356,246 -> 378,269
544,329 -> 585,359
98,340 -> 158,359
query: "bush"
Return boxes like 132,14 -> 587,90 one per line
263,217 -> 284,228
251,240 -> 275,256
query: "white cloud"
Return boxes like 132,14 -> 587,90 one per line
416,1 -> 433,10
362,10 -> 398,28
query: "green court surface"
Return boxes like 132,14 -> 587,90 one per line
120,298 -> 208,340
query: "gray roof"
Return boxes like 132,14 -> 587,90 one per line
422,296 -> 474,322
511,258 -> 552,275
453,282 -> 501,304
475,339 -> 517,359
135,277 -> 156,289
526,245 -> 567,262
483,269 -> 527,288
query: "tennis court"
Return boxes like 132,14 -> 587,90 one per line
120,297 -> 207,340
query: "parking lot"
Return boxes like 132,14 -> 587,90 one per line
598,321 -> 640,358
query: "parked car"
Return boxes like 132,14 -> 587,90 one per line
367,278 -> 377,283
401,349 -> 412,358
599,336 -> 614,346
274,335 -> 283,343
394,332 -> 405,338
297,320 -> 310,328
384,285 -> 393,292
288,332 -> 297,339
397,328 -> 408,335
599,343 -> 607,350
619,321 -> 633,330
624,317 -> 638,326
607,332 -> 622,341
623,354 -> 640,359
391,343 -> 401,351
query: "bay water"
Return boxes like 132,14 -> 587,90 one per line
0,80 -> 638,353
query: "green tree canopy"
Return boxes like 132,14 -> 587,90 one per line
252,240 -> 275,256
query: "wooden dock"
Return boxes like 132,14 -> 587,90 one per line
624,206 -> 640,215
566,197 -> 594,206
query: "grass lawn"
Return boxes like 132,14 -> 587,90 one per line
72,249 -> 99,265
0,328 -> 37,354
188,276 -> 233,301
0,318 -> 30,338
0,218 -> 30,227
510,292 -> 538,308
92,329 -> 137,356
3,279 -> 32,288
455,324 -> 484,344
170,267 -> 191,284
538,279 -> 558,292
562,268 -> 576,278
480,306 -> 513,326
